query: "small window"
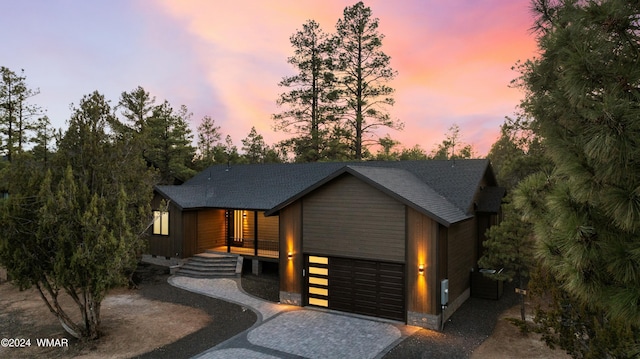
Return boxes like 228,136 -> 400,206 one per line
153,210 -> 169,235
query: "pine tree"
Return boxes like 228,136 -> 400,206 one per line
118,85 -> 155,133
515,0 -> 640,327
399,145 -> 428,160
273,20 -> 340,162
528,265 -> 640,358
241,126 -> 267,163
479,199 -> 535,322
145,101 -> 196,184
0,67 -> 41,161
374,134 -> 400,160
430,124 -> 475,160
30,115 -> 55,164
334,1 -> 402,159
487,116 -> 549,190
213,134 -> 244,165
195,115 -> 222,168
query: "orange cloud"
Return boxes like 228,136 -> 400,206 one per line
152,0 -> 538,156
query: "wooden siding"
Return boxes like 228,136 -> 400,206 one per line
182,211 -> 198,258
302,174 -> 405,262
258,212 -> 279,241
197,209 -> 226,253
446,218 -> 477,301
148,195 -> 182,258
438,224 -> 448,308
279,201 -> 303,294
243,210 -> 255,239
406,207 -> 439,315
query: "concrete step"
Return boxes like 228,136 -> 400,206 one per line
174,252 -> 243,278
180,264 -> 236,272
186,258 -> 237,266
176,269 -> 238,278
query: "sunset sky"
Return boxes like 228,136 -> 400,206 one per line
2,0 -> 539,156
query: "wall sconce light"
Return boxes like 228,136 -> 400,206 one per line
242,211 -> 247,218
418,264 -> 425,275
287,251 -> 293,260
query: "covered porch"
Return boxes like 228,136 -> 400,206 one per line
211,240 -> 278,259
191,209 -> 279,260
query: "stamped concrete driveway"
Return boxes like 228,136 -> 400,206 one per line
170,276 -> 418,359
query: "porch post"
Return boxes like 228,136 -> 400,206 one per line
254,210 -> 258,256
226,210 -> 232,253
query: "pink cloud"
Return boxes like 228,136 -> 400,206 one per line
152,0 -> 538,156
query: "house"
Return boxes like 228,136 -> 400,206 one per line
150,159 -> 504,330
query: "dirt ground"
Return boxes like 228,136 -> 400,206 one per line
0,275 -> 569,359
0,283 -> 210,359
471,304 -> 570,359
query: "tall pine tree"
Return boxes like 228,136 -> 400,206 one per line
515,0 -> 640,327
334,1 -> 402,159
273,20 -> 339,162
0,67 -> 41,161
145,101 -> 196,184
194,115 -> 222,168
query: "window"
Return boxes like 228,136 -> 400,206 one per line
152,210 -> 169,235
307,256 -> 329,307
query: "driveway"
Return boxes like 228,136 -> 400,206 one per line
169,276 -> 419,359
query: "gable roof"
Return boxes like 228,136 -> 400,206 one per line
475,186 -> 506,213
265,165 -> 471,225
155,159 -> 498,226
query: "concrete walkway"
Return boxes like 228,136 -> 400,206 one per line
169,276 -> 419,359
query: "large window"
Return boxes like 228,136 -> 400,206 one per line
153,210 -> 169,235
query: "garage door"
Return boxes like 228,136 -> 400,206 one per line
306,256 -> 405,322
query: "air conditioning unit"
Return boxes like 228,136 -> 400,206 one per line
441,279 -> 449,306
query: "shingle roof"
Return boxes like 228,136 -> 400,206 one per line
475,186 -> 506,213
155,159 -> 498,226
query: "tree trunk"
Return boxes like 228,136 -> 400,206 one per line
35,281 -> 85,339
355,29 -> 363,160
35,280 -> 103,340
519,274 -> 526,322
82,290 -> 101,340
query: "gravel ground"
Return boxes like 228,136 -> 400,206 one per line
383,283 -> 519,358
134,261 -> 518,359
132,263 -> 257,359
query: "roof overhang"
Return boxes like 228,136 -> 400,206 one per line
266,165 -> 471,227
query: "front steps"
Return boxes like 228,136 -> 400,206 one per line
175,252 -> 243,278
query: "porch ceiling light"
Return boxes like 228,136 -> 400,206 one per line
418,264 -> 425,275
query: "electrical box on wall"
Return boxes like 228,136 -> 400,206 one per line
441,279 -> 449,305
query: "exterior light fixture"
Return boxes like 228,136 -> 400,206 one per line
418,264 -> 425,275
243,211 -> 247,218
287,251 -> 293,260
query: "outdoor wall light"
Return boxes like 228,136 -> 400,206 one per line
242,211 -> 247,218
287,251 -> 293,260
418,264 -> 425,275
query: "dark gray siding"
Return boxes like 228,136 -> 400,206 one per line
447,218 -> 477,301
302,174 -> 405,262
148,194 -> 182,258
